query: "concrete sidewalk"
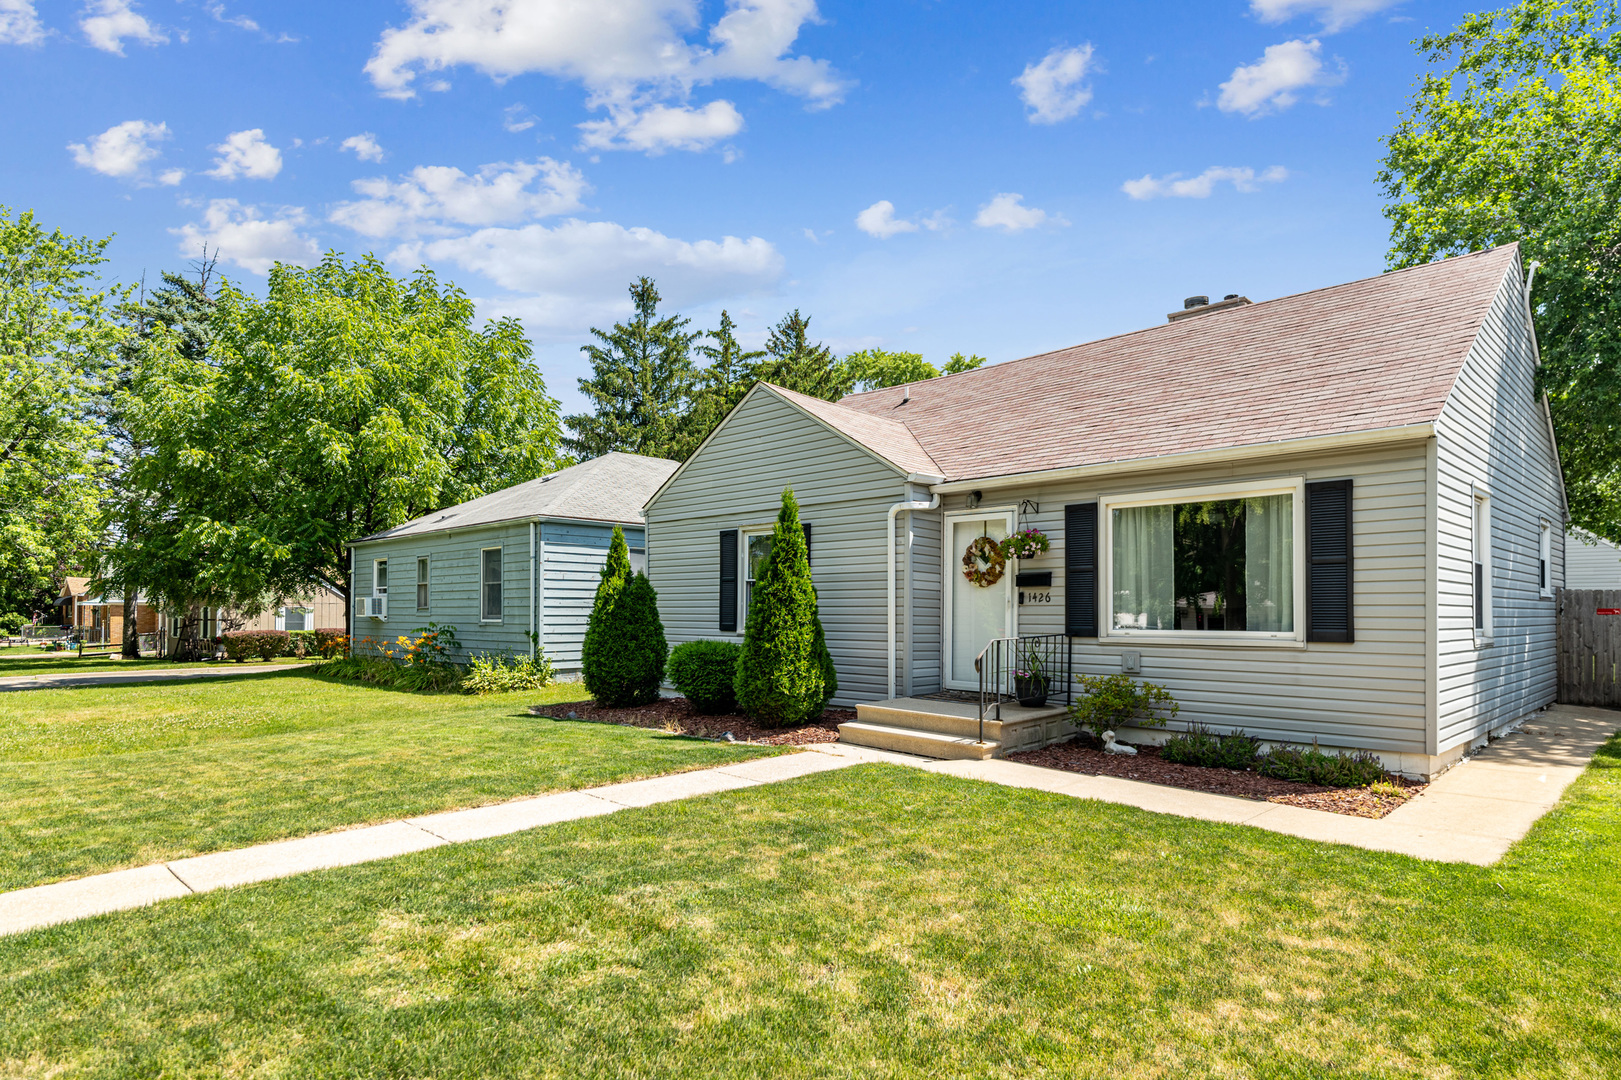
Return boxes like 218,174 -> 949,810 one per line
0,663 -> 298,692
1,704 -> 1610,938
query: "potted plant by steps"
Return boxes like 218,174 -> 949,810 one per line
1013,642 -> 1048,707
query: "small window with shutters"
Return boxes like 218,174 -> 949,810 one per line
722,523 -> 812,632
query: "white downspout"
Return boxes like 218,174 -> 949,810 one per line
529,520 -> 537,657
887,487 -> 941,699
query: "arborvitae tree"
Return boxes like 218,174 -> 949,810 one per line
565,277 -> 698,461
580,526 -> 666,706
735,487 -> 836,725
752,310 -> 852,401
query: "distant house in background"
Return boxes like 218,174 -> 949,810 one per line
231,587 -> 348,634
1565,528 -> 1621,589
53,579 -> 160,643
347,452 -> 678,674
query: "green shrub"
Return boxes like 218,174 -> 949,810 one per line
0,613 -> 25,636
1257,744 -> 1388,788
1160,725 -> 1261,769
667,640 -> 742,713
222,629 -> 289,662
735,487 -> 835,727
286,630 -> 316,657
582,527 -> 667,707
1069,673 -> 1179,739
314,629 -> 349,658
318,655 -> 401,686
463,650 -> 555,695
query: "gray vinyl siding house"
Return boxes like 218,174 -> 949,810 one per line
348,453 -> 677,673
1564,528 -> 1621,588
645,245 -> 1565,778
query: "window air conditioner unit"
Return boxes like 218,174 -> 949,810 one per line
353,595 -> 387,619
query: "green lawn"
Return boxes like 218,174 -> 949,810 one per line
1,736 -> 1618,1077
0,670 -> 778,891
0,650 -> 314,676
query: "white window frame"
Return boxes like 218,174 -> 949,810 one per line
416,556 -> 430,610
1098,477 -> 1307,647
481,546 -> 504,623
739,525 -> 774,629
1473,490 -> 1493,642
373,558 -> 388,598
1539,518 -> 1553,599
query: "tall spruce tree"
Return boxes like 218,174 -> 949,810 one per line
565,277 -> 698,460
753,310 -> 852,401
675,309 -> 766,458
735,487 -> 837,725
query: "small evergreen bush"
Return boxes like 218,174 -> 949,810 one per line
463,650 -> 555,694
667,640 -> 742,713
1160,724 -> 1261,769
581,527 -> 667,707
1069,673 -> 1179,739
222,629 -> 289,662
735,487 -> 836,726
1257,744 -> 1388,787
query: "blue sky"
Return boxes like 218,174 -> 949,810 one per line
3,0 -> 1478,415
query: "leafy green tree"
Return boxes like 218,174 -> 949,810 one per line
942,351 -> 988,375
675,309 -> 766,458
581,526 -> 666,706
754,310 -> 852,401
565,277 -> 698,461
735,487 -> 837,725
110,252 -> 564,632
0,207 -> 123,622
1380,0 -> 1621,538
841,348 -> 989,392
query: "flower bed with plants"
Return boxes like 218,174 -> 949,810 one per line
528,696 -> 853,745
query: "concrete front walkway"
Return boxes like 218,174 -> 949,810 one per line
2,704 -> 1611,938
0,663 -> 297,693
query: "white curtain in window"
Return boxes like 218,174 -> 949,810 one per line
1112,504 -> 1173,629
1244,494 -> 1294,632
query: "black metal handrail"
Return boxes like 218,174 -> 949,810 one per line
973,634 -> 1074,744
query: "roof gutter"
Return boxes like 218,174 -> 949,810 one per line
927,423 -> 1436,495
348,512 -> 648,549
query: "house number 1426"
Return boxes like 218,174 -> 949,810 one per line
1019,590 -> 1053,605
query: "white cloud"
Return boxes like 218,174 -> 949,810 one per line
158,168 -> 184,186
578,100 -> 744,154
329,158 -> 589,239
399,218 -> 784,334
1122,165 -> 1290,200
1250,0 -> 1404,32
855,200 -> 917,239
973,193 -> 1065,233
1217,39 -> 1344,117
502,104 -> 536,132
207,129 -> 283,180
1013,44 -> 1095,125
67,119 -> 172,181
364,0 -> 849,153
172,199 -> 320,274
340,133 -> 386,163
80,0 -> 165,54
205,2 -> 259,31
1,0 -> 44,45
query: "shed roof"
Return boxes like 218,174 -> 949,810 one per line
796,245 -> 1520,484
353,452 -> 678,544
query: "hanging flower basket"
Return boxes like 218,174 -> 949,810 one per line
1000,527 -> 1050,562
961,535 -> 1007,587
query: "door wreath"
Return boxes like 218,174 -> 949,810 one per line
961,534 -> 1007,587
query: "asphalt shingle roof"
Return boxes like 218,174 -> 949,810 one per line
354,452 -> 678,544
784,246 -> 1520,484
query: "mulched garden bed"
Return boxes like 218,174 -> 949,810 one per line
1008,737 -> 1427,819
529,696 -> 853,745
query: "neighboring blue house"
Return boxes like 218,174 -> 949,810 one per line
347,452 -> 678,674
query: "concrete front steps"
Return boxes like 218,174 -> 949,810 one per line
839,697 -> 1074,760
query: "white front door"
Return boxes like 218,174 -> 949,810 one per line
944,512 -> 1015,690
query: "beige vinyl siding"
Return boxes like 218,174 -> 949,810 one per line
1433,263 -> 1562,751
933,442 -> 1434,755
647,389 -> 910,706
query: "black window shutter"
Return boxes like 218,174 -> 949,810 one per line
1065,503 -> 1098,637
802,523 -> 811,566
1306,479 -> 1354,643
719,530 -> 738,632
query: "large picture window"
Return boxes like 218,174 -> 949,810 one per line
1105,482 -> 1302,641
